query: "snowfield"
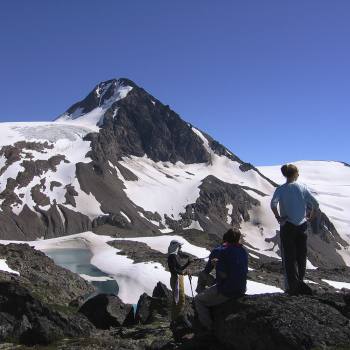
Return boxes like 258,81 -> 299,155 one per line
120,128 -> 275,222
117,128 -> 284,261
0,232 -> 283,304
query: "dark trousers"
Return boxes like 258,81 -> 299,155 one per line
280,221 -> 308,292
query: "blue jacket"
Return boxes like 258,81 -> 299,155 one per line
204,245 -> 225,274
216,244 -> 248,297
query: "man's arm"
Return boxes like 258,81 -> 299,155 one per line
215,252 -> 228,280
270,188 -> 282,223
204,248 -> 222,274
168,254 -> 189,275
304,186 -> 319,220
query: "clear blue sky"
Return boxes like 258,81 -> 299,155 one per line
0,1 -> 349,165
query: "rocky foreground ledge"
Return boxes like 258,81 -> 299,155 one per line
1,244 -> 350,350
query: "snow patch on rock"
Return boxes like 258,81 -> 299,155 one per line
0,259 -> 20,275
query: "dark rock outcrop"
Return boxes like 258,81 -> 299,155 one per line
58,204 -> 92,235
262,213 -> 348,269
133,281 -> 350,349
79,294 -> 135,329
82,79 -> 210,165
0,243 -> 95,306
109,240 -> 168,266
164,175 -> 261,234
306,209 -> 349,268
135,282 -> 194,327
0,281 -> 93,346
212,293 -> 350,350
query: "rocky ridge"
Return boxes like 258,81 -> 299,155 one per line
1,243 -> 350,349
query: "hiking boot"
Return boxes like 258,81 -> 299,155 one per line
286,282 -> 313,296
297,281 -> 313,295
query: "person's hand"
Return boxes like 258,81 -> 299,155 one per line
211,258 -> 219,267
275,215 -> 287,224
306,209 -> 315,221
275,215 -> 281,223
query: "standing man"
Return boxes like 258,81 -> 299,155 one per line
271,163 -> 319,295
195,229 -> 248,332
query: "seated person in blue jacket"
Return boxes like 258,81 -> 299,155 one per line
194,228 -> 248,331
195,231 -> 231,293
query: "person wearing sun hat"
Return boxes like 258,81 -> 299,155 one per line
167,240 -> 191,322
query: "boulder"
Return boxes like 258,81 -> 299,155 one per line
135,293 -> 153,324
0,243 -> 95,306
135,282 -> 194,326
79,294 -> 135,329
152,281 -> 173,301
0,281 -> 93,346
212,293 -> 350,350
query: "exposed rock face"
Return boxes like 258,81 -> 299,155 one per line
84,79 -> 210,165
109,240 -> 168,266
135,282 -> 194,329
58,204 -> 92,235
0,141 -> 53,176
134,281 -> 350,350
261,213 -> 348,269
0,138 -> 87,240
306,210 -> 349,268
79,294 -> 135,329
0,243 -> 95,305
212,293 -> 350,350
64,184 -> 78,207
135,282 -> 174,324
76,162 -> 157,236
0,281 -> 93,346
164,175 -> 261,233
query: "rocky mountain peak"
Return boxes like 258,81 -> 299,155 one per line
55,78 -> 135,124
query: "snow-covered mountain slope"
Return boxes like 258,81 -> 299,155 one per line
0,122 -> 104,240
258,161 -> 350,264
0,122 -> 99,214
0,78 -> 349,270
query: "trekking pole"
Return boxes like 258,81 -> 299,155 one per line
188,274 -> 195,298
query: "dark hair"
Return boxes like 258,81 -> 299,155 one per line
223,228 -> 241,244
281,164 -> 299,179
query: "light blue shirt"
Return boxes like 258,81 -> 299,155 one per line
271,181 -> 319,226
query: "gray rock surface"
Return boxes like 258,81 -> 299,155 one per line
0,243 -> 95,305
212,292 -> 350,350
79,294 -> 135,329
0,281 -> 93,346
